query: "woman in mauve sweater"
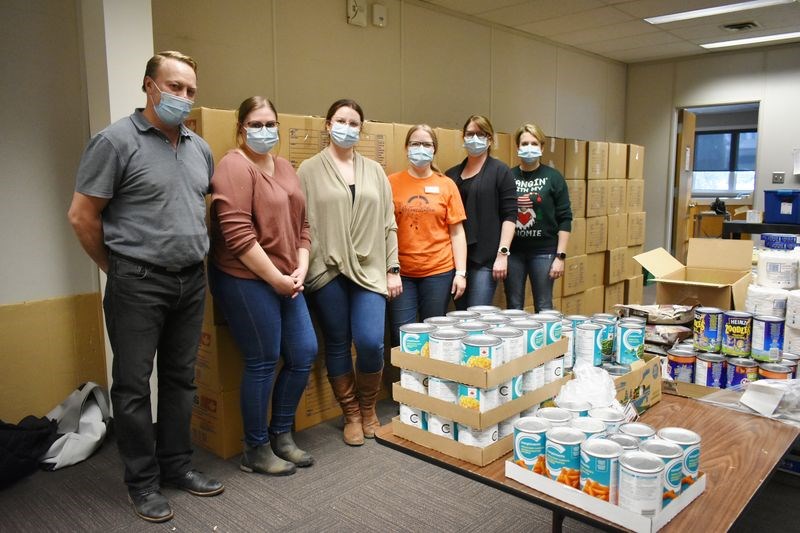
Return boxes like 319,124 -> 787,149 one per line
209,96 -> 317,477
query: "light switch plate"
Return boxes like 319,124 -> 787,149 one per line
773,172 -> 785,184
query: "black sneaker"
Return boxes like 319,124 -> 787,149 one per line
162,469 -> 224,496
128,490 -> 173,523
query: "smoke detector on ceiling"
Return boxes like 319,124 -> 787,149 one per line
721,21 -> 760,32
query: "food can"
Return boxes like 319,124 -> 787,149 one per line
486,326 -> 525,364
693,307 -> 723,353
499,309 -> 531,320
657,427 -> 701,491
592,313 -> 618,322
545,427 -> 585,487
456,423 -> 498,448
535,406 -> 573,427
499,413 -> 521,439
399,323 -> 436,356
446,310 -> 480,322
694,352 -> 727,388
562,323 -> 575,370
530,314 -> 563,345
540,309 -> 563,319
427,376 -> 458,403
580,438 -> 622,503
513,417 -> 551,472
455,320 -> 489,336
570,416 -> 607,440
565,314 -> 591,329
457,384 -> 501,412
758,362 -> 793,379
427,414 -> 455,440
544,356 -> 565,384
399,369 -> 427,394
575,323 -> 604,367
467,305 -> 501,315
608,433 -> 640,451
507,319 -> 545,355
721,310 -> 753,357
726,357 -> 759,388
461,334 -> 503,369
593,318 -> 617,360
428,327 -> 466,364
640,439 -> 685,507
780,356 -> 798,378
399,404 -> 427,430
667,348 -> 696,383
511,374 -> 524,399
619,422 -> 656,441
498,379 -> 513,404
554,399 -> 592,418
602,363 -> 630,376
615,320 -> 646,365
423,315 -> 458,327
522,366 -> 545,392
618,451 -> 665,516
751,315 -> 784,362
588,407 -> 626,434
480,314 -> 511,327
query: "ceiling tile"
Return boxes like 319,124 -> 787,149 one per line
477,0 -> 604,26
420,0 -> 529,15
582,30 -> 686,52
605,41 -> 705,62
552,19 -> 659,45
516,6 -> 635,36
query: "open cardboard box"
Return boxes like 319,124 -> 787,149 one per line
615,355 -> 662,413
391,337 -> 568,388
505,461 -> 706,533
661,379 -> 716,399
634,238 -> 752,310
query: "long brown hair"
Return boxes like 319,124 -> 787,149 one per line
235,96 -> 278,147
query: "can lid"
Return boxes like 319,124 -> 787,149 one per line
399,322 -> 437,333
466,305 -> 501,315
446,310 -> 480,320
696,307 -> 723,313
530,313 -> 560,323
535,407 -> 573,423
546,426 -> 585,445
608,433 -> 640,449
728,357 -> 758,367
577,322 -> 604,331
430,327 -> 467,340
759,363 -> 792,373
640,438 -> 683,458
581,438 -> 623,457
514,416 -> 551,433
696,353 -> 725,363
724,310 -> 753,318
507,319 -> 544,329
754,315 -> 784,322
462,334 -> 502,347
620,451 -> 665,473
620,422 -> 656,438
657,426 -> 701,445
570,417 -> 606,433
485,326 -> 523,338
455,320 -> 489,331
424,316 -> 459,326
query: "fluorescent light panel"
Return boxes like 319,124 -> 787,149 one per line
701,30 -> 800,47
645,0 -> 795,25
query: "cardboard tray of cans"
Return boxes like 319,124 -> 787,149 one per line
390,337 -> 568,388
391,416 -> 513,467
392,376 -> 570,430
505,461 -> 706,533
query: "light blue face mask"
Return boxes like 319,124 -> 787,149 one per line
246,126 -> 279,154
463,134 -> 489,156
408,146 -> 434,168
150,80 -> 193,126
518,145 -> 543,164
330,122 -> 360,148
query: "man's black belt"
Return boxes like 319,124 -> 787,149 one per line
111,252 -> 203,275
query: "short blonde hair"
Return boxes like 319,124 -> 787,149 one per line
462,115 -> 495,153
141,51 -> 198,91
405,124 -> 441,172
515,123 -> 547,147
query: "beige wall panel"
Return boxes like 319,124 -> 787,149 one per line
673,51 -> 765,108
605,61 -> 627,142
555,48 -> 608,141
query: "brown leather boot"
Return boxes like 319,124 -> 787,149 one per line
328,372 -> 364,446
356,369 -> 383,438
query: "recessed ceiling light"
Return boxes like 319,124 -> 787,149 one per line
701,30 -> 800,48
645,0 -> 795,25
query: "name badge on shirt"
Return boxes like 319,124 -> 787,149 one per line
425,186 -> 440,194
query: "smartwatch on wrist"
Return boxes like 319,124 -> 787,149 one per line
388,266 -> 400,274
455,270 -> 467,278
556,252 -> 567,260
498,246 -> 510,256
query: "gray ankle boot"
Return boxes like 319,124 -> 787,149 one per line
270,432 -> 314,467
240,443 -> 296,476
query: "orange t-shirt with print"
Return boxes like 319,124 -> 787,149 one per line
389,170 -> 466,278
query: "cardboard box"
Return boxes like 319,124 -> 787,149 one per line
391,338 -> 568,389
360,121 -> 395,174
607,180 -> 627,215
628,144 -> 645,179
505,462 -> 705,532
566,217 -> 586,257
616,355 -> 662,412
634,238 -> 753,309
605,247 -> 627,285
542,137 -> 565,174
563,139 -> 587,180
661,380 -> 717,399
562,255 -> 587,296
565,180 -> 586,219
587,141 -> 608,180
606,213 -> 628,250
583,285 -> 605,315
604,282 -> 625,313
585,216 -> 608,254
553,277 -> 563,303
626,245 -> 644,279
294,360 -> 346,432
391,123 -> 414,175
191,386 -> 243,459
627,212 -> 646,246
625,275 -> 644,305
434,127 -> 466,172
551,298 -> 561,313
196,324 -> 243,392
278,114 -> 327,169
607,142 -> 628,180
626,179 -> 645,213
585,252 -> 605,288
185,107 -> 236,164
585,180 -> 608,218
561,292 -> 585,315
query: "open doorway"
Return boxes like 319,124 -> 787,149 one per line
671,103 -> 759,262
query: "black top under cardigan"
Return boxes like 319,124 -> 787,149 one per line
445,156 -> 518,268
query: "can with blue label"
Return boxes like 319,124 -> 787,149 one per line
455,320 -> 489,337
555,399 -> 592,418
619,422 -> 656,442
657,427 -> 701,491
565,314 -> 591,329
399,323 -> 436,356
575,323 -> 604,367
429,327 -> 467,364
570,416 -> 607,440
508,319 -> 545,355
545,427 -> 585,488
399,404 -> 427,430
694,352 -> 727,388
499,309 -> 530,320
615,320 -> 645,365
423,315 -> 459,327
721,310 -> 752,357
751,315 -> 784,362
511,374 -> 524,399
562,323 -> 575,369
588,407 -> 625,435
446,310 -> 480,322
727,357 -> 758,388
486,326 -> 525,364
580,438 -> 622,503
640,439 -> 684,507
530,314 -> 562,345
593,318 -> 616,360
461,334 -> 503,369
535,407 -> 573,428
693,307 -> 723,353
513,417 -> 551,472
618,451 -> 665,516
592,313 -> 618,322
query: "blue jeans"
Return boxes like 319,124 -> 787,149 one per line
455,265 -> 497,310
208,264 -> 317,445
505,252 -> 555,312
308,275 -> 386,377
389,270 -> 455,345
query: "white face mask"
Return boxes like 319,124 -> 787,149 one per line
407,146 -> 434,167
148,78 -> 193,126
245,126 -> 279,154
329,122 -> 360,148
518,145 -> 543,164
463,134 -> 489,156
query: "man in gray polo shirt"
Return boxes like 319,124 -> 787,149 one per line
68,51 -> 223,523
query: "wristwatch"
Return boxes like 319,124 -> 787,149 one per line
455,270 -> 467,277
498,246 -> 510,256
388,266 -> 400,274
556,252 -> 567,260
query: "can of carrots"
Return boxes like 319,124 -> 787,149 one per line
639,438 -> 684,507
513,417 -> 551,473
545,427 -> 585,488
580,438 -> 622,504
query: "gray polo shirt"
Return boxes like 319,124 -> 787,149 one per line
75,110 -> 213,268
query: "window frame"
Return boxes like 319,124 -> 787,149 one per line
692,128 -> 757,197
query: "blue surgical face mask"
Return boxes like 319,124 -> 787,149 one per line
245,126 -> 279,154
518,145 -> 543,164
149,79 -> 193,126
330,122 -> 360,148
408,146 -> 434,168
463,134 -> 489,156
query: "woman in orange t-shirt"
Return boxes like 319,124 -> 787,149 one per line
388,125 -> 467,345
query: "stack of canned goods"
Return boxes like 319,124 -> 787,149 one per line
513,409 -> 702,516
571,313 -> 646,372
665,306 -> 798,389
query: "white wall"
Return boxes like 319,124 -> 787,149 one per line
626,42 -> 800,252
